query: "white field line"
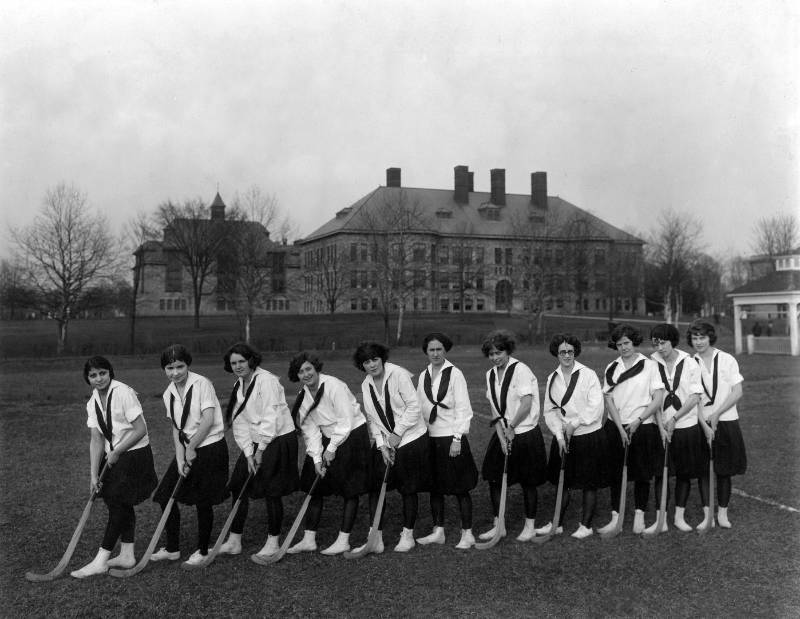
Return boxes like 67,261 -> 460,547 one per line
732,488 -> 799,514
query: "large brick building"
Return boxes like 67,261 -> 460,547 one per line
296,166 -> 645,316
133,192 -> 300,317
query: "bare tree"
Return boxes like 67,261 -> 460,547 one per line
10,183 -> 115,353
752,213 -> 799,259
692,253 -> 724,317
0,258 -> 39,319
359,189 -> 428,344
449,223 -> 488,315
306,244 -> 351,315
124,211 -> 159,353
645,209 -> 701,324
155,198 -> 229,328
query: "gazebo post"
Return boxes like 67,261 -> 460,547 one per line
733,303 -> 743,355
790,300 -> 799,356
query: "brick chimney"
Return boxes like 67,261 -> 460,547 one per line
454,165 -> 469,204
386,167 -> 401,187
531,171 -> 547,209
490,168 -> 506,206
468,171 -> 474,192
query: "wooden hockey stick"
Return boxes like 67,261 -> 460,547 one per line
182,470 -> 255,570
643,440 -> 670,539
697,437 -> 715,535
251,472 -> 324,565
601,441 -> 628,540
344,464 -> 392,560
25,463 -> 110,582
109,475 -> 185,578
475,450 -> 508,550
532,443 -> 567,545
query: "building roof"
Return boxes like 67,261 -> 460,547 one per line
298,185 -> 643,245
211,192 -> 226,208
728,270 -> 800,296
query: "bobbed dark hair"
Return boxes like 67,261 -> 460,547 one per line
160,344 -> 192,369
223,342 -> 262,373
84,356 -> 115,384
353,341 -> 389,371
481,329 -> 516,357
608,324 -> 643,350
288,351 -> 324,382
422,332 -> 453,353
650,323 -> 680,346
687,319 -> 718,346
549,333 -> 582,358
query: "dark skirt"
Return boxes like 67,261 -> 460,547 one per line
604,420 -> 664,483
369,433 -> 431,495
228,432 -> 300,499
153,438 -> 229,507
546,429 -> 609,490
669,424 -> 709,479
300,424 -> 371,498
481,426 -> 547,488
99,444 -> 158,507
429,435 -> 479,495
713,420 -> 747,477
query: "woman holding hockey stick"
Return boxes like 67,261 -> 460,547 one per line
216,343 -> 299,560
284,351 -> 371,556
150,344 -> 229,567
598,324 -> 664,535
541,334 -> 608,540
688,319 -> 747,528
415,333 -> 479,550
69,356 -> 158,578
649,324 -> 705,532
354,341 -> 430,554
479,330 -> 547,543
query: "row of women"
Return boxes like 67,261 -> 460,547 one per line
66,319 -> 746,578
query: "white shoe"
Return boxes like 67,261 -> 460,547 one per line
479,517 -> 501,540
320,532 -> 350,556
70,549 -> 110,578
597,511 -> 618,534
150,547 -> 181,562
696,506 -> 716,530
183,550 -> 206,566
106,543 -> 135,568
674,507 -> 692,532
219,533 -> 242,555
288,531 -> 317,554
717,507 -> 731,529
256,535 -> 280,557
393,528 -> 416,552
644,517 -> 668,534
353,530 -> 384,555
455,529 -> 475,549
633,509 -> 645,534
571,525 -> 594,539
417,527 -> 445,545
535,522 -> 563,536
516,519 -> 536,542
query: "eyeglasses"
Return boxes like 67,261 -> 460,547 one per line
558,350 -> 575,356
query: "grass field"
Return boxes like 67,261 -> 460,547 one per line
1,332 -> 798,618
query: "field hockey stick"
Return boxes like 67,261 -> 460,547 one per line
182,469 -> 255,571
697,436 -> 715,535
25,463 -> 111,582
251,470 -> 325,566
475,449 -> 508,550
643,439 -> 670,539
532,441 -> 568,545
601,440 -> 628,540
344,462 -> 392,560
109,474 -> 185,578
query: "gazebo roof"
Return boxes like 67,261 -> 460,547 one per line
728,270 -> 800,296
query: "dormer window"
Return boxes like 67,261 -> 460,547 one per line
436,209 -> 453,219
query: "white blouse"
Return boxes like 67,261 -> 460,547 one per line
86,379 -> 149,454
417,360 -> 473,439
543,361 -> 604,438
162,371 -> 224,448
651,349 -> 703,429
603,353 -> 663,425
361,362 -> 426,449
230,367 -> 295,457
484,356 -> 540,433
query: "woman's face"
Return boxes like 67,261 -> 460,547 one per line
691,333 -> 711,353
229,353 -> 253,380
487,346 -> 510,369
363,357 -> 385,378
164,360 -> 189,387
298,361 -> 320,389
87,367 -> 112,393
652,338 -> 674,359
426,339 -> 447,367
615,336 -> 636,360
557,343 -> 576,370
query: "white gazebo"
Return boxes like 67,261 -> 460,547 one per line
728,270 -> 800,356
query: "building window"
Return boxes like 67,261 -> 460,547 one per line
350,298 -> 357,310
495,248 -> 503,264
360,298 -> 368,310
475,247 -> 484,264
371,298 -> 378,310
439,272 -> 449,290
452,299 -> 460,311
505,248 -> 513,265
159,299 -> 165,310
465,297 -> 473,311
421,297 -> 428,310
167,298 -> 173,310
476,297 -> 485,311
414,270 -> 426,288
440,298 -> 449,312
475,277 -> 484,291
439,247 -> 449,265
165,253 -> 182,292
351,272 -> 358,288
413,244 -> 426,261
595,248 -> 606,266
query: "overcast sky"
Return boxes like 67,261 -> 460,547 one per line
2,0 -> 797,260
